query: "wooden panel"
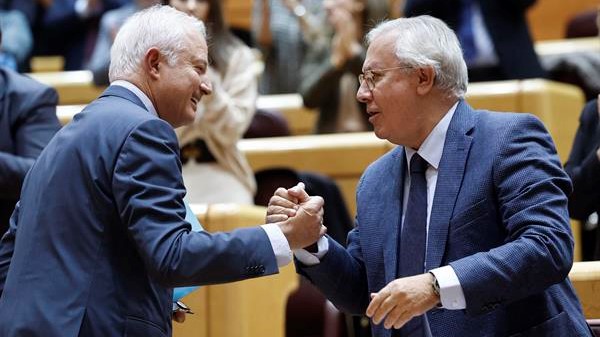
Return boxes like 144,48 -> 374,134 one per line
223,0 -> 254,30
172,287 -> 209,337
203,204 -> 298,337
28,70 -> 106,105
528,0 -> 598,41
535,37 -> 600,56
519,79 -> 585,163
569,261 -> 600,319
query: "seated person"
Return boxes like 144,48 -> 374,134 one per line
565,97 -> 600,260
86,0 -> 160,85
163,0 -> 258,205
300,0 -> 387,133
0,23 -> 61,234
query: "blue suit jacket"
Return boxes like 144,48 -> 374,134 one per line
0,86 -> 278,337
0,67 -> 60,234
298,101 -> 591,337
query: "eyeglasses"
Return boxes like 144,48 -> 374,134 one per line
358,65 -> 413,91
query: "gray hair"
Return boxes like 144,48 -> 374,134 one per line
108,5 -> 206,82
366,15 -> 468,98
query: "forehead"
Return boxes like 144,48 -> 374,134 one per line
364,31 -> 398,70
184,32 -> 208,64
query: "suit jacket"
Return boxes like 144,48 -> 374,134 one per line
0,86 -> 278,337
404,0 -> 545,80
564,99 -> 600,260
0,67 -> 60,235
298,101 -> 591,337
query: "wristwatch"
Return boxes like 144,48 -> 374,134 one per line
429,271 -> 440,297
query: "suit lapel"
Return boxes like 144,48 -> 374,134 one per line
383,147 -> 406,283
426,101 -> 475,270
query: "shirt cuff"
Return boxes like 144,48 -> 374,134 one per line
293,236 -> 329,266
260,224 -> 292,267
430,265 -> 466,310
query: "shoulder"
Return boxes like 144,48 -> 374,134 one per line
1,69 -> 58,108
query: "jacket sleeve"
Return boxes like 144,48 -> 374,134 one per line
0,85 -> 60,200
450,114 -> 574,316
564,100 -> 600,221
0,202 -> 19,297
112,119 -> 278,288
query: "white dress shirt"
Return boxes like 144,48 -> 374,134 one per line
295,101 -> 467,310
110,80 -> 293,268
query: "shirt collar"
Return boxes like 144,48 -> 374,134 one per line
405,101 -> 459,170
111,80 -> 158,117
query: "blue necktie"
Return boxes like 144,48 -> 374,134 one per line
396,154 -> 428,337
458,0 -> 477,64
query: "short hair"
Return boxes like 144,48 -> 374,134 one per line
108,5 -> 206,82
366,15 -> 468,98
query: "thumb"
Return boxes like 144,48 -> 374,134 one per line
288,182 -> 309,202
302,196 -> 324,214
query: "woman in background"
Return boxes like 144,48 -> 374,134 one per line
162,0 -> 258,204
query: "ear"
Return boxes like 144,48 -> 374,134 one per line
415,66 -> 435,96
143,47 -> 162,80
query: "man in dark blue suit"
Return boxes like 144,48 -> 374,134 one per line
269,16 -> 592,337
0,25 -> 61,237
0,5 -> 325,337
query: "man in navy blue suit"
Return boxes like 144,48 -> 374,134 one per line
0,5 -> 325,337
269,16 -> 592,337
0,24 -> 61,236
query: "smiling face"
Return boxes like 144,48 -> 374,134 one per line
356,30 -> 426,147
153,32 -> 212,128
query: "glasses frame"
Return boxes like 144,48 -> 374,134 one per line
358,65 -> 413,91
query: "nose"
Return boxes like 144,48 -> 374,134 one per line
200,80 -> 212,96
356,81 -> 372,103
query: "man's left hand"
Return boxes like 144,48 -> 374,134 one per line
366,273 -> 440,330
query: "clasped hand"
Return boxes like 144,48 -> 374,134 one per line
266,183 -> 326,250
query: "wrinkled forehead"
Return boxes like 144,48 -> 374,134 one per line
364,31 -> 398,70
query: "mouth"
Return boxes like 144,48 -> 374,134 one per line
190,97 -> 199,110
367,110 -> 380,122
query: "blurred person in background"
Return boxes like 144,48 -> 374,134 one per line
87,0 -> 160,85
163,0 -> 259,205
404,0 -> 545,82
0,23 -> 60,235
300,0 -> 387,133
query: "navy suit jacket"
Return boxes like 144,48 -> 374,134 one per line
0,86 -> 278,337
0,67 -> 60,235
298,101 -> 591,337
404,0 -> 545,80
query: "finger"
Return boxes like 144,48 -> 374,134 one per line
267,204 -> 297,217
383,305 -> 406,330
268,195 -> 299,210
366,291 -> 386,318
266,214 -> 288,223
303,196 -> 324,214
274,187 -> 296,200
371,294 -> 398,325
319,225 -> 327,237
392,311 -> 413,330
288,182 -> 309,202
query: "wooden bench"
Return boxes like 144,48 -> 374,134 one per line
173,203 -> 298,337
569,261 -> 600,319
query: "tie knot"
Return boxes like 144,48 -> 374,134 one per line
410,154 -> 428,173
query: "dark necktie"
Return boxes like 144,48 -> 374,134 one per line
458,0 -> 477,64
395,153 -> 428,337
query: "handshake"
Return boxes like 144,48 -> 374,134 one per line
266,183 -> 327,250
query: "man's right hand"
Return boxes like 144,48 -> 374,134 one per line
267,183 -> 326,250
